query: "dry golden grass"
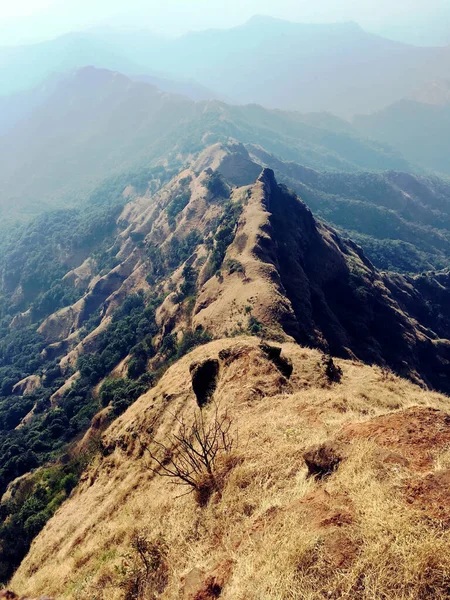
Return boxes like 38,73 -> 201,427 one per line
11,337 -> 450,599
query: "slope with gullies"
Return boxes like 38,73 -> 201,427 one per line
5,142 -> 450,599
11,337 -> 450,599
33,142 -> 450,396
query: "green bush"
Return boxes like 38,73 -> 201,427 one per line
167,191 -> 191,223
204,171 -> 230,199
249,315 -> 263,335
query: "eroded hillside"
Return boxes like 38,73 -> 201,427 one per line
2,142 -> 450,598
28,143 -> 450,394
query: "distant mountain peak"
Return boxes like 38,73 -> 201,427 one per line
244,14 -> 363,32
245,14 -> 288,26
70,65 -> 130,83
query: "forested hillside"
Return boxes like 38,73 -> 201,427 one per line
250,146 -> 450,272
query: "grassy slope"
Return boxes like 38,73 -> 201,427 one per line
11,337 -> 450,599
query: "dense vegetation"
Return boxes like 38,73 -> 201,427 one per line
0,292 -> 160,581
0,165 -> 175,324
0,452 -> 92,583
0,165 -> 184,583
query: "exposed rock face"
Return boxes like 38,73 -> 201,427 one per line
190,359 -> 220,407
38,303 -> 83,344
9,310 -> 32,330
50,373 -> 79,407
62,257 -> 97,289
259,342 -> 293,378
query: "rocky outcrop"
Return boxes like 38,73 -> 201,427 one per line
12,375 -> 41,396
38,302 -> 83,344
50,373 -> 79,407
190,359 -> 220,407
9,310 -> 32,330
62,257 -> 97,289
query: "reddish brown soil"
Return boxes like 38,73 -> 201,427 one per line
340,407 -> 450,471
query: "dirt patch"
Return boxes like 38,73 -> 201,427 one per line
340,407 -> 450,470
186,560 -> 234,600
323,530 -> 359,568
296,489 -> 354,529
404,469 -> 450,526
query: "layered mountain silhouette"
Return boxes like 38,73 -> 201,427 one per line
2,17 -> 450,117
354,93 -> 450,175
0,67 -> 410,221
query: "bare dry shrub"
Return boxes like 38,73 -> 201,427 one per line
119,531 -> 168,600
143,405 -> 236,506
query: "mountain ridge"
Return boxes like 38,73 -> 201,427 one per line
0,66 -> 414,225
1,143 -> 450,597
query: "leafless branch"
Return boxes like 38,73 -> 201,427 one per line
141,404 -> 235,504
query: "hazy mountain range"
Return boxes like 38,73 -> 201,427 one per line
1,16 -> 450,181
0,66 -> 413,222
2,16 -> 450,118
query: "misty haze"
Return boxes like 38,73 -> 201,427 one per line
0,2 -> 450,599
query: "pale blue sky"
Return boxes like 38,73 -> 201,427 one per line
1,0 -> 449,46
